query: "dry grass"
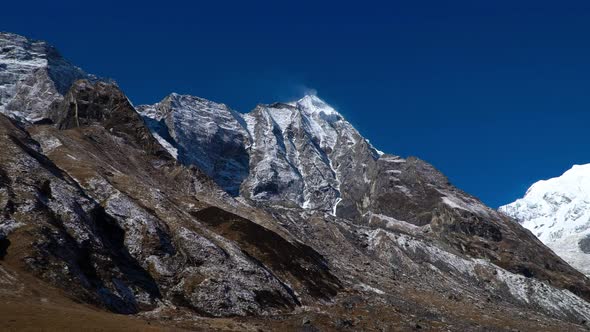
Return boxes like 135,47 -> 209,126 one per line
0,262 -> 177,331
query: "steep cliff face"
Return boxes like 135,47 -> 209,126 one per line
501,164 -> 590,276
241,98 -> 344,211
138,94 -> 250,195
3,32 -> 590,330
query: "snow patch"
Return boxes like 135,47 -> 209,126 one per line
358,282 -> 385,295
367,228 -> 590,320
152,132 -> 178,159
331,197 -> 342,216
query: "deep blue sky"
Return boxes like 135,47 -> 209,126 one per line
3,1 -> 590,207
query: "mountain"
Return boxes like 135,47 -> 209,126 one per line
2,32 -> 590,331
500,164 -> 590,275
139,93 -> 382,213
137,93 -> 250,196
0,32 -> 90,123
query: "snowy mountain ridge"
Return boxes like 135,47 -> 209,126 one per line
137,93 -> 250,195
139,93 -> 382,213
500,164 -> 590,275
0,32 -> 89,122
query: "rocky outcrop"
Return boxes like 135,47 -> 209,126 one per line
50,80 -> 169,157
349,155 -> 590,301
0,115 -> 161,313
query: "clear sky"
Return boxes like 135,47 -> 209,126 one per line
3,1 -> 590,207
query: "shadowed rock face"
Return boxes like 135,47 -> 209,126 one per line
3,32 -> 590,330
0,235 -> 9,259
138,94 -> 250,196
50,80 -> 169,158
0,115 -> 161,313
192,207 -> 341,301
580,236 -> 590,254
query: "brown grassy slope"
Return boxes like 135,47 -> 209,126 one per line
0,263 -> 176,331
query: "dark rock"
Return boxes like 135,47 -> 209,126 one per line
0,233 -> 10,259
50,80 -> 170,158
579,235 -> 590,254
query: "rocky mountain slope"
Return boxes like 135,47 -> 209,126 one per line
2,32 -> 590,331
500,164 -> 590,276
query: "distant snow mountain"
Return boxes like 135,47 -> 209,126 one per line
500,164 -> 590,275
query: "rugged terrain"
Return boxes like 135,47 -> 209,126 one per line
501,164 -> 590,276
2,32 -> 590,331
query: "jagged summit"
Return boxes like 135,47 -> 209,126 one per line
167,92 -> 229,106
262,95 -> 341,120
138,93 -> 250,195
287,94 -> 341,117
500,163 -> 590,275
140,92 -> 234,120
139,92 -> 377,211
0,32 -> 89,122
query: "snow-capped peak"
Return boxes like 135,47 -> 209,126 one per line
138,90 -> 384,212
167,92 -> 220,105
499,163 -> 590,275
165,93 -> 231,113
0,32 -> 88,122
523,164 -> 590,199
291,95 -> 341,118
